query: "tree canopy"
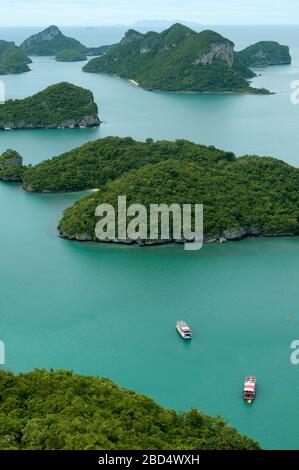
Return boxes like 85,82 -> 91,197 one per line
0,369 -> 260,450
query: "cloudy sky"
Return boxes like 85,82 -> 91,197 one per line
1,0 -> 299,26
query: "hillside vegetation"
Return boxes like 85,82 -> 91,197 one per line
0,149 -> 23,181
22,137 -> 235,192
0,369 -> 260,450
0,40 -> 31,75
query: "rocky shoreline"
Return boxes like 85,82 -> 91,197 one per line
57,226 -> 296,246
0,115 -> 100,130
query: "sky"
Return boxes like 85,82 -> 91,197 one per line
0,0 -> 299,27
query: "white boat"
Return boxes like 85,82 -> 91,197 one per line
4,127 -> 12,131
176,320 -> 192,339
129,79 -> 140,87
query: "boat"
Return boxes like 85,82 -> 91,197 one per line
243,376 -> 256,404
129,79 -> 140,87
4,127 -> 12,131
176,320 -> 192,339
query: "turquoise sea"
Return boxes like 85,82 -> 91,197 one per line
0,25 -> 299,449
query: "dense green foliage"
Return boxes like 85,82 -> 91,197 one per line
0,369 -> 260,450
20,25 -> 86,56
0,149 -> 23,181
83,24 -> 268,93
0,40 -> 31,75
56,139 -> 299,241
56,49 -> 87,62
0,82 -> 99,129
22,137 -> 235,192
237,41 -> 291,67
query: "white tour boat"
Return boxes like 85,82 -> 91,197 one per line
176,320 -> 192,339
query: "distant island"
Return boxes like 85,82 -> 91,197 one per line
4,135 -> 297,244
0,40 -> 31,75
0,82 -> 100,130
236,41 -> 291,67
82,24 -> 274,93
0,369 -> 260,450
20,25 -> 87,56
55,49 -> 87,62
20,25 -> 115,60
0,149 -> 23,181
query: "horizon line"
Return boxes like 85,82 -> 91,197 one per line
1,23 -> 299,28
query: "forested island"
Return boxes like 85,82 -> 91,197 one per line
0,369 -> 260,450
0,40 -> 31,75
58,152 -> 299,244
20,25 -> 87,56
55,49 -> 87,62
20,25 -> 115,60
83,24 -> 272,93
0,82 -> 100,130
236,41 -> 291,67
4,135 -> 297,244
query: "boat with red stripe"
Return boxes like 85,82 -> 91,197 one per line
243,376 -> 256,404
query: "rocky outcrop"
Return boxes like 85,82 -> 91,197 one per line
121,30 -> 144,45
194,41 -> 234,67
0,149 -> 23,181
1,115 -> 100,130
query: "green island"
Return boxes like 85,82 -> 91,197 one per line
82,24 -> 271,93
0,82 -> 100,130
55,49 -> 87,62
236,41 -> 291,67
20,25 -> 115,60
0,369 -> 260,450
20,25 -> 86,56
10,135 -> 299,244
58,153 -> 299,244
0,40 -> 31,75
0,149 -> 23,181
